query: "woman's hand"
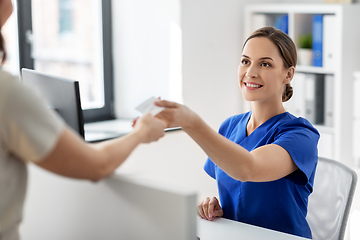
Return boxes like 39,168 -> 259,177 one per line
155,100 -> 200,131
197,197 -> 224,221
133,113 -> 167,143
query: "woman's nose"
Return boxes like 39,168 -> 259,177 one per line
245,65 -> 259,78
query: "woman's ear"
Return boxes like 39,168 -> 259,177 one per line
284,66 -> 295,84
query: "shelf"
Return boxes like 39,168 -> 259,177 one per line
296,65 -> 334,75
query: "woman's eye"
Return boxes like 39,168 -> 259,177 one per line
261,62 -> 271,67
241,59 -> 249,65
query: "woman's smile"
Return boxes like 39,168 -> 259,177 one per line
244,82 -> 263,89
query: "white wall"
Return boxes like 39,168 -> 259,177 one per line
181,0 -> 243,129
112,0 -> 182,119
112,0 -> 244,129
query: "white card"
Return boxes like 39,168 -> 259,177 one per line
135,97 -> 165,116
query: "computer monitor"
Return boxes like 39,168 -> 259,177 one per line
21,68 -> 85,137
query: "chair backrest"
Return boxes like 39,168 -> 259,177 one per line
306,157 -> 357,240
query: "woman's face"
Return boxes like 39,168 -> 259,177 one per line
0,0 -> 13,28
238,37 -> 291,104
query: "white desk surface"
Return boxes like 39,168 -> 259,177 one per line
197,217 -> 310,240
84,118 -> 181,142
84,119 -> 133,142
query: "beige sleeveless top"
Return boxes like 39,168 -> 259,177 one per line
0,69 -> 64,239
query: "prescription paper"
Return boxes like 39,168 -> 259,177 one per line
135,97 -> 165,116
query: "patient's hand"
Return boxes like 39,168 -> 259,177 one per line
133,113 -> 166,143
197,197 -> 224,221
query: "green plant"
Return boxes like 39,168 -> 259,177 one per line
299,34 -> 312,49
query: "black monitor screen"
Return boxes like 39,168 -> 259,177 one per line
21,68 -> 85,138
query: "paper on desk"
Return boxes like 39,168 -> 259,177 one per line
135,96 -> 165,116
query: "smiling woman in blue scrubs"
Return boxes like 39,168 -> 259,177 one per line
156,26 -> 319,239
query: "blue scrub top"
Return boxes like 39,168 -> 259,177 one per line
204,111 -> 319,239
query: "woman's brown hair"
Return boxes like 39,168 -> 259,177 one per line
242,26 -> 297,102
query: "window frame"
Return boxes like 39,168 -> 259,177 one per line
17,0 -> 114,123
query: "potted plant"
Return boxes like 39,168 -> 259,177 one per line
298,34 -> 313,66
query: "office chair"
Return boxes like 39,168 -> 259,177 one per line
306,157 -> 358,240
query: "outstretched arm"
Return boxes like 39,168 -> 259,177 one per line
37,114 -> 167,181
155,100 -> 297,182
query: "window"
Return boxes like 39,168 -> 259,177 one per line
2,0 -> 20,76
17,0 -> 113,122
59,0 -> 73,34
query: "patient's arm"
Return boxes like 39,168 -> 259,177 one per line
36,114 -> 166,181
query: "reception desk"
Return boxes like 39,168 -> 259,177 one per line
197,217 -> 310,240
21,167 -> 309,240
